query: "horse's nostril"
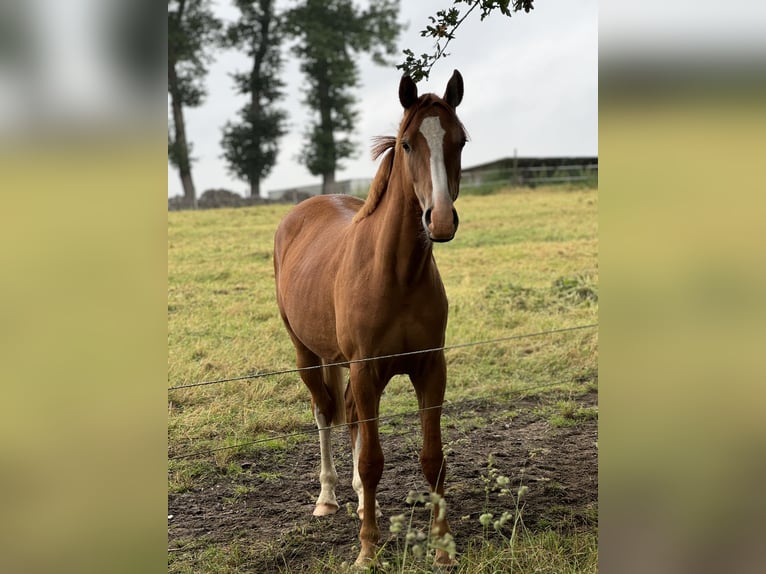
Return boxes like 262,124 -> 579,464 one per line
452,208 -> 459,228
424,208 -> 433,226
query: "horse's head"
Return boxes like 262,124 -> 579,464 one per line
398,70 -> 467,243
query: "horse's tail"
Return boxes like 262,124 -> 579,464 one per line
322,363 -> 347,427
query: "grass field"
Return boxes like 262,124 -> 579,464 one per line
168,186 -> 598,572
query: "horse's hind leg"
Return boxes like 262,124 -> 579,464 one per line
346,385 -> 381,521
294,345 -> 339,516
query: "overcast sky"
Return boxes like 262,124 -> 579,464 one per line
168,0 -> 598,198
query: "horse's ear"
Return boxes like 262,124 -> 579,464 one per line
399,75 -> 418,109
443,70 -> 464,109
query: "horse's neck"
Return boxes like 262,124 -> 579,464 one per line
370,167 -> 433,285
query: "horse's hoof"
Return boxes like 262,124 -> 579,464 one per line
313,502 -> 339,516
353,552 -> 377,569
433,551 -> 457,569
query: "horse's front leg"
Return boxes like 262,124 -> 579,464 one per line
349,362 -> 385,567
410,351 -> 456,566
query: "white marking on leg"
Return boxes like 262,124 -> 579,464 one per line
419,115 -> 451,204
352,427 -> 381,519
352,429 -> 364,513
314,409 -> 338,514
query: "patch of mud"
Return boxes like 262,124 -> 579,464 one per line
168,392 -> 597,571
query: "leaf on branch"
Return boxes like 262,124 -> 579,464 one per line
397,0 -> 535,82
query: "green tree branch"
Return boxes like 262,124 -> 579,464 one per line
397,0 -> 534,82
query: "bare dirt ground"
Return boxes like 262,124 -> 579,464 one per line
168,391 -> 597,572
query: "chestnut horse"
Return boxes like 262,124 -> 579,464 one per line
273,71 -> 467,566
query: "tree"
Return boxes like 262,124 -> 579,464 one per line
398,0 -> 535,82
286,0 -> 400,194
220,0 -> 287,198
168,0 -> 221,208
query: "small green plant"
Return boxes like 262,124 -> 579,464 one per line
484,281 -> 546,314
548,400 -> 598,427
223,484 -> 255,506
552,274 -> 598,305
232,484 -> 253,497
168,459 -> 216,494
256,471 -> 281,481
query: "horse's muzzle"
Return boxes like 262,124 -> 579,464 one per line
423,206 -> 459,242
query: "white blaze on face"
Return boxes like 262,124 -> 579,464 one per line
419,115 -> 451,205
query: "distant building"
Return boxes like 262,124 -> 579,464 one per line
266,178 -> 372,202
461,156 -> 598,188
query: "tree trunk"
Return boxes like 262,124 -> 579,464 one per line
322,172 -> 336,195
248,55 -> 262,198
317,69 -> 335,194
245,1 -> 275,199
168,59 -> 197,209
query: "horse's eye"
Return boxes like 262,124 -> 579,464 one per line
402,140 -> 411,153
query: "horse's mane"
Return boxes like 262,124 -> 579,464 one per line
352,136 -> 397,222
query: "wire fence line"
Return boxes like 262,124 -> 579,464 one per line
169,403 -> 443,461
167,323 -> 598,392
168,375 -> 595,461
